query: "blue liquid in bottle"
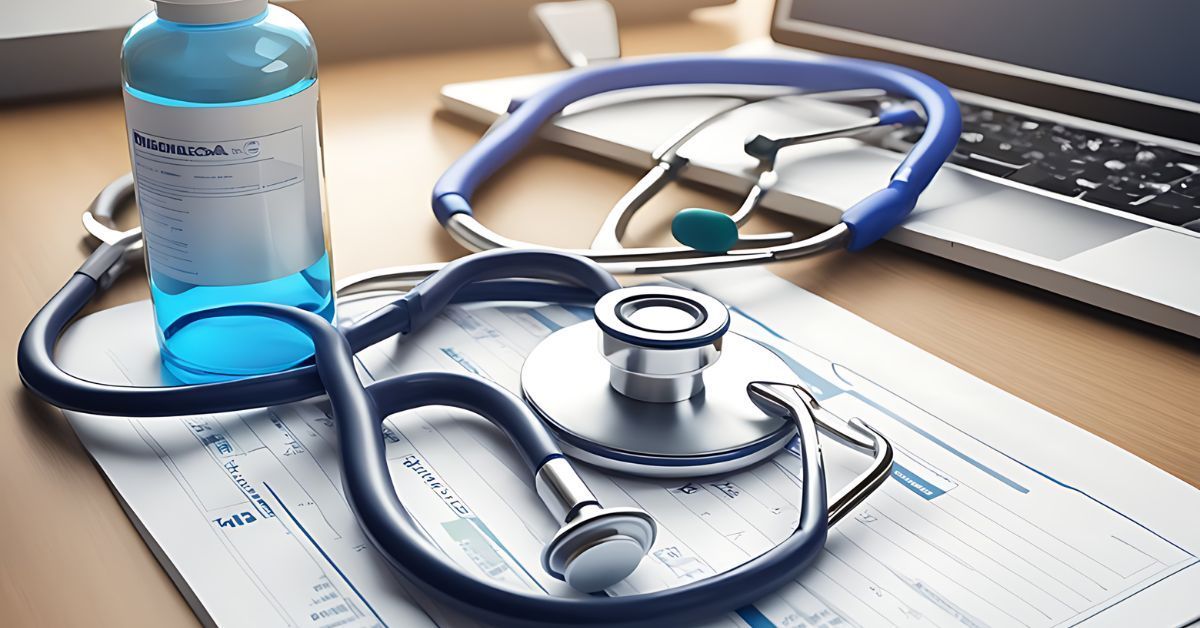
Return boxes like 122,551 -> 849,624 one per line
122,0 -> 334,382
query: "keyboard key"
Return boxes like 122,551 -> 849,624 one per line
1008,163 -> 1063,185
1039,158 -> 1086,176
1100,138 -> 1139,159
1074,163 -> 1122,190
1105,173 -> 1171,197
1145,163 -> 1193,183
1136,180 -> 1173,195
946,150 -> 973,167
961,156 -> 1017,177
966,138 -> 1030,167
1132,145 -> 1192,167
1081,185 -> 1144,209
1026,135 -> 1080,163
960,131 -> 985,144
1176,176 -> 1198,198
1007,167 -> 1085,196
1128,192 -> 1200,225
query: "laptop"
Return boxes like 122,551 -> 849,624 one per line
440,0 -> 1200,337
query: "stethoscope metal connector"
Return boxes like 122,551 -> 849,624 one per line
594,286 -> 730,403
536,457 -> 657,592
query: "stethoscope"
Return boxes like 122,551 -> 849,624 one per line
20,56 -> 958,626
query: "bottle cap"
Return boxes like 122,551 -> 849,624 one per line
154,0 -> 269,25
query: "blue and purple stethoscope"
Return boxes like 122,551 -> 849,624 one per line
20,56 -> 958,626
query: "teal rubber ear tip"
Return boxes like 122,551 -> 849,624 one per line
671,208 -> 738,253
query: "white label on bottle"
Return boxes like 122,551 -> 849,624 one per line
123,82 -> 325,286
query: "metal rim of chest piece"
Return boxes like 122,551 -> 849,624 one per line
521,285 -> 799,478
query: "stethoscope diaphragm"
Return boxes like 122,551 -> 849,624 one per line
522,285 -> 800,477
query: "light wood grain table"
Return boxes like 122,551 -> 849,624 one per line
0,1 -> 1195,625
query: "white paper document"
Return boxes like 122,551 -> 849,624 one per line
56,267 -> 1199,627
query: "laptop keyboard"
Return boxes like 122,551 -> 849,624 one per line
885,103 -> 1200,231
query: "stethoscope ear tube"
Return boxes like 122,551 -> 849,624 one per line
432,55 -> 960,261
829,417 -> 893,525
748,381 -> 894,525
840,181 -> 920,252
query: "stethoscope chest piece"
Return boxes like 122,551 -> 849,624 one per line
522,286 -> 799,477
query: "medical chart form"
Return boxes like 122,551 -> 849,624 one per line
56,267 -> 1200,627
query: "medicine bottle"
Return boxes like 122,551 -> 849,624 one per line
121,0 -> 334,380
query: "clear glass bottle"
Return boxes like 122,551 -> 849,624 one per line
121,0 -> 334,382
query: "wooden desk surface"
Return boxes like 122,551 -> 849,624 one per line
0,1 -> 1196,625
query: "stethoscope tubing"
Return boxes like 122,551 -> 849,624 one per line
23,251 -> 839,627
17,249 -> 617,417
345,385 -> 827,627
432,55 -> 960,252
345,369 -> 830,626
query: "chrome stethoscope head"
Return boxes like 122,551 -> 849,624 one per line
522,282 -> 893,485
523,283 -> 893,589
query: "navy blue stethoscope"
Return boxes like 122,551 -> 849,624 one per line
20,56 -> 958,626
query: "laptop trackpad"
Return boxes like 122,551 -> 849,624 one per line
911,189 -> 1148,261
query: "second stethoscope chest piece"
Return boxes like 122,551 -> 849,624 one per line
522,285 -> 799,477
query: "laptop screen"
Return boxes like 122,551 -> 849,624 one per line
776,0 -> 1198,110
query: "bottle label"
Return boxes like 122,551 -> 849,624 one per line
123,82 -> 326,286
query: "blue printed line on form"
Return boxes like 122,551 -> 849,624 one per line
468,517 -> 549,594
525,305 -> 591,332
729,302 -> 1196,562
733,306 -> 1029,494
891,462 -> 947,500
736,605 -> 775,627
563,305 -> 594,322
846,389 -> 1029,494
263,482 -> 389,627
440,347 -> 483,376
525,310 -> 563,332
